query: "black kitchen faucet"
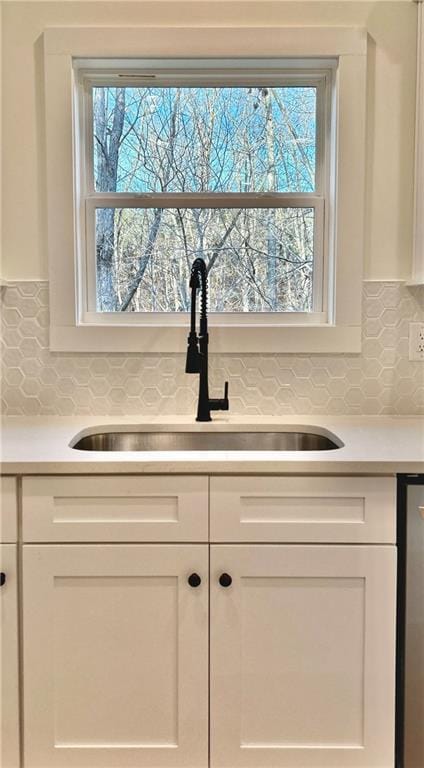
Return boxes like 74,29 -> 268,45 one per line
185,257 -> 229,422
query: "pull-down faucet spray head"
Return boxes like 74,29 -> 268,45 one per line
185,332 -> 200,373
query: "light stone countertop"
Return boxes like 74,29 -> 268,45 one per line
0,415 -> 423,475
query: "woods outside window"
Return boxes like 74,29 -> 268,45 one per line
78,62 -> 331,324
44,27 -> 366,352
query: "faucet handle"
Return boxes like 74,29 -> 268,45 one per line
209,381 -> 229,412
221,381 -> 229,410
224,381 -> 229,404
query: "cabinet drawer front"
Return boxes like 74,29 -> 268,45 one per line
23,476 -> 208,542
1,478 -> 18,543
210,476 -> 396,543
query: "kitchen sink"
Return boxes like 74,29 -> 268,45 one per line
71,430 -> 342,452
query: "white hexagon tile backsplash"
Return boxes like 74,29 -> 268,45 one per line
1,281 -> 423,416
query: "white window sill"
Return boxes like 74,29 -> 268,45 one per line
50,324 -> 361,354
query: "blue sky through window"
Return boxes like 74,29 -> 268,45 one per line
93,86 -> 317,194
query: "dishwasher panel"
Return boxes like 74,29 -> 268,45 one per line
397,477 -> 424,768
404,483 -> 424,768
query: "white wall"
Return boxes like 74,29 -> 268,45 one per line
0,0 -> 418,281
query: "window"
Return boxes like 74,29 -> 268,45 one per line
79,63 -> 331,322
45,26 -> 366,351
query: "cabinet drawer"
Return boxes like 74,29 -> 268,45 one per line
210,476 -> 396,543
1,478 -> 18,543
22,476 -> 208,542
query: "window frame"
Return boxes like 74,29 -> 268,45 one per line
44,26 -> 367,352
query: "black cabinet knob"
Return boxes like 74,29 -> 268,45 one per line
0,573 -> 6,587
219,573 -> 232,588
188,573 -> 201,588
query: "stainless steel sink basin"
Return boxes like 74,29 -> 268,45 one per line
71,430 -> 342,452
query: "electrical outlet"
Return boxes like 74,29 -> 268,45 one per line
409,323 -> 424,361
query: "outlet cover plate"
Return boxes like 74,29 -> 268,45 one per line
409,323 -> 424,361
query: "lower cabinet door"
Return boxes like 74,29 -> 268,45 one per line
23,544 -> 208,768
210,544 -> 396,768
0,544 -> 20,768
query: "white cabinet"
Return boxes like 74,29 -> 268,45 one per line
0,544 -> 20,768
23,544 -> 209,768
19,473 -> 397,768
210,544 -> 397,768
